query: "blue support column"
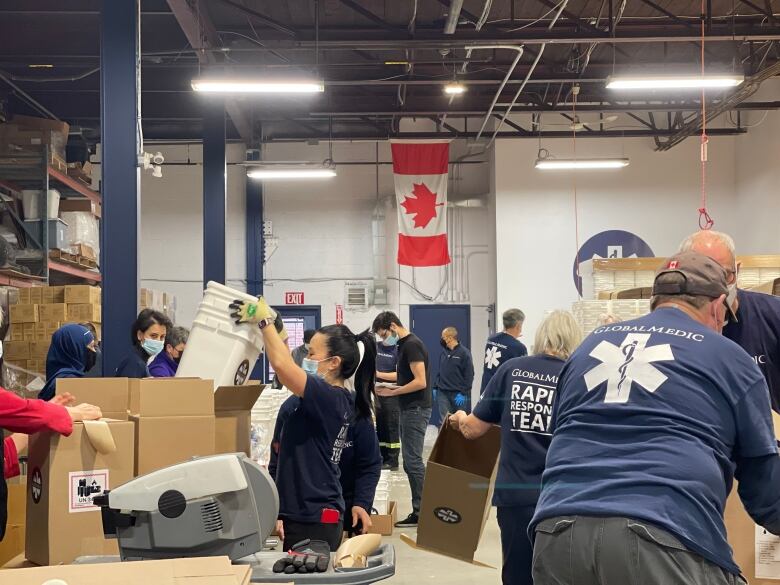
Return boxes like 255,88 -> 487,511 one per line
246,176 -> 263,296
100,0 -> 140,376
203,99 -> 226,287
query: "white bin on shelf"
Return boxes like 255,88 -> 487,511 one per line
22,189 -> 60,220
176,281 -> 263,390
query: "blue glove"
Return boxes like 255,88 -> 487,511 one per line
454,393 -> 467,407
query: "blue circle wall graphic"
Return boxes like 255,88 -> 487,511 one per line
573,230 -> 654,295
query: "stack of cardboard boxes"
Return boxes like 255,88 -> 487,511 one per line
5,285 -> 101,372
0,116 -> 69,170
20,377 -> 263,566
139,287 -> 177,325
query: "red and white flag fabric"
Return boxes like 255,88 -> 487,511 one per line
391,140 -> 451,267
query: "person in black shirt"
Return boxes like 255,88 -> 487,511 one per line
372,311 -> 430,528
232,297 -> 377,551
375,341 -> 401,470
435,327 -> 475,419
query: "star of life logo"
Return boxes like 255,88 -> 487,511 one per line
485,346 -> 502,369
584,333 -> 675,403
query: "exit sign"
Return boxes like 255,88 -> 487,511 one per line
285,292 -> 305,305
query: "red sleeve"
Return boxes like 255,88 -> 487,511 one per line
0,389 -> 72,436
4,437 -> 19,480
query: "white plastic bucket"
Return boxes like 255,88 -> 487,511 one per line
175,282 -> 263,390
21,189 -> 60,220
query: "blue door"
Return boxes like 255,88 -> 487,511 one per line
251,305 -> 322,383
409,304 -> 471,426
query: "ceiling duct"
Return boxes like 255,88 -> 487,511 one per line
443,0 -> 464,34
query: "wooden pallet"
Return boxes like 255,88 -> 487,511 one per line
49,250 -> 98,270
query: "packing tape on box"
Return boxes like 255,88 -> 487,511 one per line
83,420 -> 116,454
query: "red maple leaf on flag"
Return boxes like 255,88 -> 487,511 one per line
401,183 -> 443,229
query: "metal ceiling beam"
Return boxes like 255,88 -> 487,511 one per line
337,0 -> 396,31
433,0 -> 480,26
166,0 -> 253,143
736,0 -> 777,22
635,0 -> 697,29
214,0 -> 297,37
657,59 -> 780,149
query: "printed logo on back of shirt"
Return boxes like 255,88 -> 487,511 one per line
331,423 -> 349,464
584,333 -> 674,403
485,346 -> 502,369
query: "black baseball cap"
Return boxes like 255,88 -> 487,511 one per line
653,251 -> 738,323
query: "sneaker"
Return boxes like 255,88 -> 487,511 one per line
381,463 -> 399,471
395,513 -> 419,528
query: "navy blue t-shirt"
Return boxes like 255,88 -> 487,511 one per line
376,343 -> 398,374
339,416 -> 382,512
474,354 -> 563,507
480,332 -> 527,394
531,307 -> 777,575
723,289 -> 780,413
274,376 -> 353,523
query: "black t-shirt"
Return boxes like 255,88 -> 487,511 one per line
274,375 -> 352,523
396,333 -> 431,409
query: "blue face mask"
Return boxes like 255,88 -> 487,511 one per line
384,333 -> 399,346
302,356 -> 334,378
142,338 -> 165,357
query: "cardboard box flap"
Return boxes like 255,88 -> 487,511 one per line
214,383 -> 264,412
82,420 -> 116,454
429,423 -> 501,479
399,534 -> 496,568
2,556 -> 246,585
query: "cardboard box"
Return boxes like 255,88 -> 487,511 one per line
25,420 -> 135,565
0,483 -> 27,567
38,303 -> 67,323
41,286 -> 65,304
214,384 -> 264,456
369,501 -> 397,536
9,305 -> 38,324
26,360 -> 44,373
64,285 -> 101,305
15,289 -> 30,305
67,302 -> 101,323
132,416 -> 216,476
129,378 -> 215,417
9,328 -> 24,342
414,422 -> 501,563
57,378 -> 130,420
4,341 -> 30,361
28,288 -> 42,305
1,556 -> 253,585
725,411 -> 780,583
28,341 -> 49,359
58,197 -> 102,218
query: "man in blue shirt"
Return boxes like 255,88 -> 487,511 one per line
680,230 -> 780,413
531,251 -> 780,585
435,327 -> 475,418
481,309 -> 527,394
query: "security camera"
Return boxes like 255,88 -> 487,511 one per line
151,151 -> 165,165
152,165 -> 163,178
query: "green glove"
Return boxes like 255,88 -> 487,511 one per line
229,296 -> 275,324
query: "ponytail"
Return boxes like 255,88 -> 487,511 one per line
317,325 -> 377,420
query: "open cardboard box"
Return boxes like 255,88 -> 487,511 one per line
214,382 -> 264,456
369,501 -> 397,536
402,422 -> 501,566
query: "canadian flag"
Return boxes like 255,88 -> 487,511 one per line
391,140 -> 451,267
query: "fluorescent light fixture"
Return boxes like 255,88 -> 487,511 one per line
444,82 -> 466,95
191,78 -> 325,94
606,74 -> 744,90
247,163 -> 337,180
535,158 -> 630,170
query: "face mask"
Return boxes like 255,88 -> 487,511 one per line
384,333 -> 399,347
302,356 -> 334,378
440,338 -> 448,349
142,338 -> 165,357
85,348 -> 97,371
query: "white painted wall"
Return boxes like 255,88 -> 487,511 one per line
494,134 -> 742,344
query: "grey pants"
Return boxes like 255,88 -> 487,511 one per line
533,516 -> 746,585
399,406 -> 431,513
437,388 -> 471,420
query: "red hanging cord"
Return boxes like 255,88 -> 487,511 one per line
698,0 -> 714,230
573,85 -> 582,297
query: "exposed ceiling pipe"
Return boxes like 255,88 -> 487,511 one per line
443,0 -> 464,34
468,45 -> 525,142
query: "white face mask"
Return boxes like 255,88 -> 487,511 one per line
725,263 -> 738,313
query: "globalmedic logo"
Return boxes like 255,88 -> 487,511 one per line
484,346 -> 502,369
584,333 -> 674,403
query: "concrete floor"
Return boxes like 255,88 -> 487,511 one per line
380,426 -> 503,585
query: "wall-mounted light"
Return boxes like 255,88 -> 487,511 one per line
606,74 -> 744,90
246,161 -> 337,180
192,77 -> 325,94
535,158 -> 630,170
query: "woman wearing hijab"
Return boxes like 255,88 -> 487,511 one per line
38,324 -> 97,401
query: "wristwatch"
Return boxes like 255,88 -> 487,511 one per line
257,317 -> 274,330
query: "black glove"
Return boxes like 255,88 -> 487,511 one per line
271,539 -> 331,574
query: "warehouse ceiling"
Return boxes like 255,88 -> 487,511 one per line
0,0 -> 779,147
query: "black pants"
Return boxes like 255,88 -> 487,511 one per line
497,505 -> 536,585
533,516 -> 746,585
282,519 -> 344,552
376,395 -> 401,466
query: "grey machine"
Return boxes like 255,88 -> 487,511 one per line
96,453 -> 279,561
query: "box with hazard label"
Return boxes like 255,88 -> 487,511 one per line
25,420 -> 134,565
